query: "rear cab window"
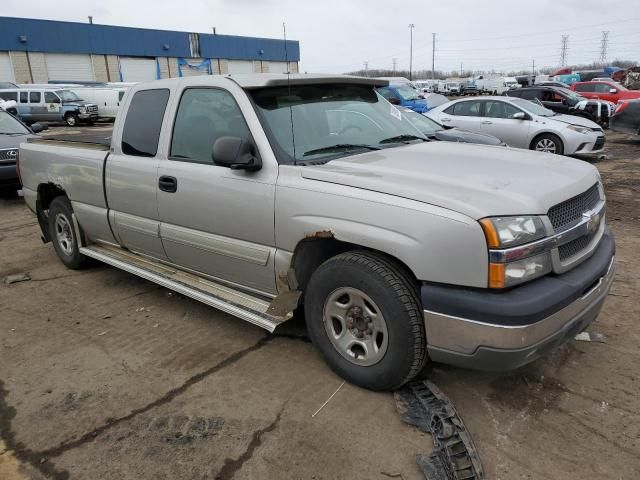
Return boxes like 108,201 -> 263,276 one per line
575,84 -> 596,93
121,89 -> 170,157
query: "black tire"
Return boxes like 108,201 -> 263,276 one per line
48,196 -> 92,269
530,133 -> 564,155
65,113 -> 79,127
304,251 -> 427,391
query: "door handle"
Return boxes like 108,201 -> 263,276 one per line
481,121 -> 493,125
159,175 -> 177,193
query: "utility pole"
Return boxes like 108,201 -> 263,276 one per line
212,27 -> 217,35
392,58 -> 397,75
363,61 -> 368,77
531,59 -> 535,85
431,33 -> 436,80
560,35 -> 569,67
88,16 -> 93,24
460,63 -> 463,77
599,31 -> 610,65
409,24 -> 415,81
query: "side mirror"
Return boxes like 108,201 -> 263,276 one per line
388,97 -> 401,105
212,136 -> 261,171
609,88 -> 617,93
512,112 -> 526,120
30,122 -> 47,133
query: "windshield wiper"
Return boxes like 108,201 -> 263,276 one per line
303,144 -> 381,157
379,134 -> 427,144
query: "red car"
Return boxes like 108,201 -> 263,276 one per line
571,81 -> 640,103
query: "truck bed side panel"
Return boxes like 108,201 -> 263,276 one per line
19,140 -> 117,244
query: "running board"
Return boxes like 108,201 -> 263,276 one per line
79,244 -> 292,332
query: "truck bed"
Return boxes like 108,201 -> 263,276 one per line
27,137 -> 111,150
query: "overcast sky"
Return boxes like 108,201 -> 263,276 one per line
3,0 -> 639,74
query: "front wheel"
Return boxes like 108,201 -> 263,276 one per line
531,133 -> 564,155
304,251 -> 427,391
65,113 -> 79,127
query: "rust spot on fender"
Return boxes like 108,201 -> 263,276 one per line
304,230 -> 334,239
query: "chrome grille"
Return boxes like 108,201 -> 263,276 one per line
87,105 -> 98,113
547,183 -> 600,232
558,234 -> 593,261
0,148 -> 18,162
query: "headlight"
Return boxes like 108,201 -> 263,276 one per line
480,216 -> 551,288
567,125 -> 591,134
489,252 -> 553,288
79,106 -> 87,113
479,216 -> 546,248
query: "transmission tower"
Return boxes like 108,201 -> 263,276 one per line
560,35 -> 569,67
599,31 -> 610,65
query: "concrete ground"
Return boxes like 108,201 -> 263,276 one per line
1,125 -> 639,479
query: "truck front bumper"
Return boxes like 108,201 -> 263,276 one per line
0,163 -> 18,186
422,229 -> 615,371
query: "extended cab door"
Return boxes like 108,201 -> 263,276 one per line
105,88 -> 171,260
156,85 -> 278,295
592,82 -> 618,103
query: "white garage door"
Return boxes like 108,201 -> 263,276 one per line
179,59 -> 210,77
45,53 -> 94,81
119,57 -> 157,82
269,62 -> 291,74
0,53 -> 15,82
227,60 -> 254,74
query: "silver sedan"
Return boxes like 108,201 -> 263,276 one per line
426,96 -> 605,156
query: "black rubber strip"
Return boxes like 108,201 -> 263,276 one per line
394,381 -> 485,480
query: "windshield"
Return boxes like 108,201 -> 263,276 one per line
509,98 -> 555,117
447,83 -> 458,88
0,110 -> 30,135
403,110 -> 443,135
56,90 -> 81,102
251,84 -> 426,164
395,84 -> 422,101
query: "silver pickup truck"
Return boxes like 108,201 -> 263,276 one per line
18,74 -> 615,391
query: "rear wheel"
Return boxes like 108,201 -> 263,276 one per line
48,196 -> 92,269
531,133 -> 564,155
304,251 -> 427,391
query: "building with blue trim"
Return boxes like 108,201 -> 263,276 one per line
0,17 -> 300,84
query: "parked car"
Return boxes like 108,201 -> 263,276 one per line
0,109 -> 46,191
399,107 -> 504,146
504,86 -> 613,127
0,87 -> 99,126
427,96 -> 605,155
610,99 -> 640,136
535,81 -> 571,89
377,84 -> 431,113
460,82 -> 479,96
19,75 -> 615,391
571,81 -> 640,104
68,87 -> 128,121
446,82 -> 461,96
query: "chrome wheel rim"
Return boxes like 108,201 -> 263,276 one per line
67,116 -> 76,126
535,138 -> 557,153
55,214 -> 74,256
323,287 -> 389,366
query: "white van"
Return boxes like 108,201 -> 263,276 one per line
69,87 -> 129,120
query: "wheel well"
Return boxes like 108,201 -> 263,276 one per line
36,183 -> 67,242
291,236 -> 418,294
530,132 -> 563,149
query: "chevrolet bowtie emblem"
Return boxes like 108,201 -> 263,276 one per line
583,211 -> 600,235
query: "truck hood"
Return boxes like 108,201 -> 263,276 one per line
301,142 -> 599,219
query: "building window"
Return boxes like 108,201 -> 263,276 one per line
189,33 -> 201,58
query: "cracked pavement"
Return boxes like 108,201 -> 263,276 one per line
1,126 -> 639,479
